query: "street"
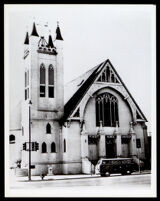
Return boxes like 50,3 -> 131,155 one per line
6,172 -> 153,197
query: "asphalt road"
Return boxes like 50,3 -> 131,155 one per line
9,174 -> 151,194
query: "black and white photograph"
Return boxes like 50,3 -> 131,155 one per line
5,4 -> 156,197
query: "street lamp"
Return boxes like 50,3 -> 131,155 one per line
28,100 -> 32,181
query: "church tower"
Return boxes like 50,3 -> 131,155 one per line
21,22 -> 64,175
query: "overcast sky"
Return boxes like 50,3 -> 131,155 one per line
5,5 -> 156,133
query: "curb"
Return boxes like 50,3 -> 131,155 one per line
16,171 -> 151,182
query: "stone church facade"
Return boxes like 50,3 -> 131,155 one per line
9,22 -> 150,176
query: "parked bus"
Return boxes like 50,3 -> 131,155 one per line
98,158 -> 137,177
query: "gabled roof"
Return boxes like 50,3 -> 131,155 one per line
63,59 -> 147,123
62,60 -> 107,122
64,65 -> 99,104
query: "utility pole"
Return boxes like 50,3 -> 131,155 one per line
28,100 -> 32,181
136,138 -> 141,174
137,148 -> 141,174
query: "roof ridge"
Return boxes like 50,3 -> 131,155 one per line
65,64 -> 99,86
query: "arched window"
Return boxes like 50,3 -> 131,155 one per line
48,65 -> 54,98
40,64 -> 46,97
64,139 -> 66,152
96,93 -> 119,127
9,135 -> 15,144
106,67 -> 110,82
46,123 -> 51,134
42,142 -> 47,153
111,73 -> 115,83
51,142 -> 56,153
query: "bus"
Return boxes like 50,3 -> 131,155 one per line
98,158 -> 137,177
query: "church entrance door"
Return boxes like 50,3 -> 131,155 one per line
88,136 -> 98,162
105,136 -> 116,158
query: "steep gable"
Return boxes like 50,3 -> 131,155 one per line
63,59 -> 147,123
96,65 -> 120,84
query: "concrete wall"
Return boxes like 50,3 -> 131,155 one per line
9,130 -> 23,167
21,119 -> 62,175
134,122 -> 146,159
62,121 -> 82,174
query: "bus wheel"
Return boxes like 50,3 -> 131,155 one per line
127,170 -> 131,175
100,173 -> 106,177
106,172 -> 110,177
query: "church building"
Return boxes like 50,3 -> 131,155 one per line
9,22 -> 150,176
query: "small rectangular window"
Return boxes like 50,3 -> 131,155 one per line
40,86 -> 45,97
48,86 -> 54,98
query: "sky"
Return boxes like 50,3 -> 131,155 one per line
5,5 -> 156,133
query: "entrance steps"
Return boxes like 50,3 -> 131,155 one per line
132,156 -> 144,169
15,168 -> 28,177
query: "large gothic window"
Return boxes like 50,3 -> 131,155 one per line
96,93 -> 119,127
40,63 -> 46,97
42,142 -> 47,153
48,65 -> 54,98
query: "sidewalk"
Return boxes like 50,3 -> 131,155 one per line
14,170 -> 151,182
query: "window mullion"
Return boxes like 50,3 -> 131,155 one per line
110,99 -> 112,127
98,100 -> 100,126
109,70 -> 111,82
113,101 -> 116,125
102,97 -> 105,126
105,68 -> 107,82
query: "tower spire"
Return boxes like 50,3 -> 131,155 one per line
47,34 -> 54,48
56,22 -> 63,41
31,22 -> 39,37
24,31 -> 29,44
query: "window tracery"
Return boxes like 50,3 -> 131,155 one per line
96,92 -> 119,127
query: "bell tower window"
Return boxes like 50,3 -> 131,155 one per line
40,64 -> 46,97
48,65 -> 54,98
